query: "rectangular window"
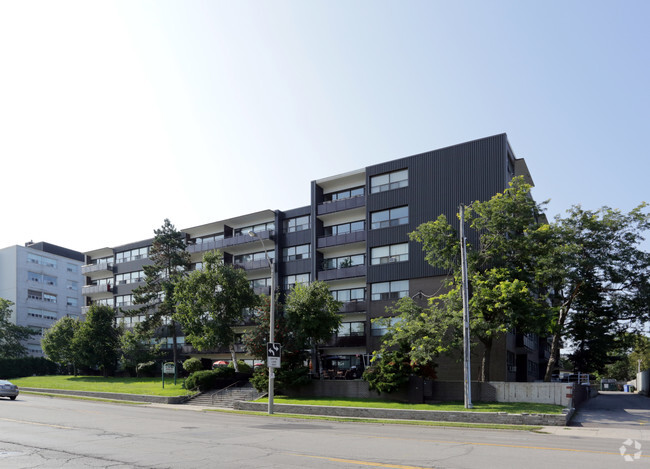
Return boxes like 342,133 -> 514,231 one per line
116,247 -> 149,264
26,253 -> 57,268
282,244 -> 311,262
284,216 -> 310,233
43,293 -> 57,304
115,295 -> 133,307
67,263 -> 78,273
322,254 -> 365,270
371,243 -> 408,265
338,321 -> 366,337
323,220 -> 365,237
66,280 -> 79,291
250,278 -> 271,289
371,316 -> 402,336
234,222 -> 275,236
43,274 -> 57,286
283,273 -> 310,289
370,206 -> 408,229
371,280 -> 409,301
67,297 -> 78,307
28,290 -> 42,301
323,186 -> 365,203
331,287 -> 365,302
370,169 -> 408,193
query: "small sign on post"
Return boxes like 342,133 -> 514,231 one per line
267,342 -> 281,369
163,362 -> 175,375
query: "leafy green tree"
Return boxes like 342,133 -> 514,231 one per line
41,316 -> 82,375
74,305 -> 121,377
284,281 -> 342,376
363,348 -> 414,394
410,177 -> 553,381
543,204 -> 650,379
119,329 -> 162,376
132,219 -> 191,377
0,298 -> 36,358
174,250 -> 258,371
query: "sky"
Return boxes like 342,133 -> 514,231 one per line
1,1 -> 648,253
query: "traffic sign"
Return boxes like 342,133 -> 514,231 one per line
267,342 -> 281,368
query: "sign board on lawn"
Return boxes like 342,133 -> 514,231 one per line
267,342 -> 281,368
163,363 -> 175,374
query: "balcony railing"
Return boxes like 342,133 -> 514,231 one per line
317,195 -> 365,215
81,262 -> 114,275
322,335 -> 366,348
188,230 -> 274,254
318,264 -> 366,281
82,284 -> 112,295
340,300 -> 367,313
317,230 -> 366,249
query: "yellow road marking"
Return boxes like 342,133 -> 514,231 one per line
0,417 -> 75,430
287,453 -> 432,469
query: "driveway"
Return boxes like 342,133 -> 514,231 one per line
572,391 -> 650,429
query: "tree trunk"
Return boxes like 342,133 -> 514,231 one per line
544,284 -> 581,382
229,344 -> 239,372
479,336 -> 493,382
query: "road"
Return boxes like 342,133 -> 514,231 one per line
0,393 -> 647,468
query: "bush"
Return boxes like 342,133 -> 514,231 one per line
228,360 -> 252,374
0,357 -> 58,378
183,358 -> 203,374
183,367 -> 237,391
136,361 -> 157,377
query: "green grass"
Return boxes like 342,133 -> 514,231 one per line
10,375 -> 190,397
256,396 -> 565,414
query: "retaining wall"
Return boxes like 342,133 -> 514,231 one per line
21,387 -> 190,404
234,401 -> 571,426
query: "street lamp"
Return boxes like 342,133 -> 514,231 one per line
248,230 -> 276,415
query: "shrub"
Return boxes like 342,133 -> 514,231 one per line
0,357 -> 58,378
183,358 -> 203,374
228,360 -> 252,374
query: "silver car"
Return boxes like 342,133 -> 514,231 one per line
0,380 -> 19,400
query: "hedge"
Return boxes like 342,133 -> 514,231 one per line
0,357 -> 59,378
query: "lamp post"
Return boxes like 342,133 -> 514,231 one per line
459,204 -> 473,409
248,230 -> 276,415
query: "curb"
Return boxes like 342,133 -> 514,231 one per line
21,387 -> 192,404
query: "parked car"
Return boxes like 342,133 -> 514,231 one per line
0,380 -> 19,400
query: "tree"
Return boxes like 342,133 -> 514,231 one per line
174,250 -> 258,371
284,281 -> 342,376
41,316 -> 82,375
410,177 -> 553,381
74,305 -> 121,376
132,219 -> 191,378
543,204 -> 650,379
0,298 -> 36,359
119,329 -> 162,376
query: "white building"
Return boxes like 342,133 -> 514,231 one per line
0,242 -> 84,356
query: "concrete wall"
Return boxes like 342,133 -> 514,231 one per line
638,370 -> 650,396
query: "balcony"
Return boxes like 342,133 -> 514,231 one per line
318,230 -> 366,249
233,259 -> 269,271
81,262 -> 114,276
322,335 -> 366,348
318,264 -> 366,282
317,195 -> 365,216
82,284 -> 112,296
188,230 -> 274,254
516,333 -> 538,352
181,343 -> 247,355
340,300 -> 367,314
252,286 -> 271,296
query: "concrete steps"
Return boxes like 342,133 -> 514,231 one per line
186,383 -> 264,408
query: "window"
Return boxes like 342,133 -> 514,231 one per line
93,298 -> 113,307
322,254 -> 365,270
26,253 -> 57,268
66,280 -> 79,291
194,233 -> 224,244
67,297 -> 78,307
234,251 -> 274,264
371,243 -> 408,264
284,216 -> 310,233
331,287 -> 365,302
90,255 -> 114,265
283,273 -> 310,289
283,244 -> 310,262
371,280 -> 409,301
323,186 -> 364,203
27,290 -> 42,301
116,247 -> 149,264
27,308 -> 57,321
250,278 -> 271,289
322,220 -> 365,237
67,263 -> 78,273
115,295 -> 134,307
370,169 -> 408,193
43,293 -> 57,304
337,322 -> 365,337
115,271 -> 145,285
371,316 -> 402,336
234,222 -> 275,236
370,206 -> 408,229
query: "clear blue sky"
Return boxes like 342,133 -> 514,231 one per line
1,1 -> 648,252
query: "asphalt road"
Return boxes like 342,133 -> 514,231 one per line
0,393 -> 648,468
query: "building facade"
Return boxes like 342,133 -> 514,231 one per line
82,134 -> 549,381
0,242 -> 84,356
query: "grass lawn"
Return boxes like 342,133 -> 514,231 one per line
258,396 -> 565,414
10,375 -> 190,397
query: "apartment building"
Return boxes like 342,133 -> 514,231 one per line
0,242 -> 84,356
82,134 -> 549,382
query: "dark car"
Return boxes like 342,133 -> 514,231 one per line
0,380 -> 19,400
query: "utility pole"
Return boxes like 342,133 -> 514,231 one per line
459,204 -> 473,409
